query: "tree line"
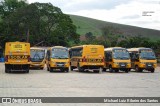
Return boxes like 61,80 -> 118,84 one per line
82,26 -> 160,57
0,0 -> 80,48
0,0 -> 159,57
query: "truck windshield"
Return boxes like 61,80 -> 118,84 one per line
51,48 -> 69,59
140,49 -> 156,59
31,49 -> 45,62
113,49 -> 130,59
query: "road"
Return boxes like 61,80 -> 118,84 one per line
0,63 -> 160,106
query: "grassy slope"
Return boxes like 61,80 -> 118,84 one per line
70,15 -> 160,40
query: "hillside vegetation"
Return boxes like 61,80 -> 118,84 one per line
70,15 -> 160,40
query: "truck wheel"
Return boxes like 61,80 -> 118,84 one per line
47,66 -> 49,71
5,65 -> 10,73
50,68 -> 53,72
40,67 -> 44,70
78,64 -> 84,72
26,69 -> 29,73
71,66 -> 75,71
66,67 -> 70,73
151,68 -> 155,73
103,68 -> 106,72
93,70 -> 98,73
135,66 -> 143,72
115,69 -> 119,73
125,69 -> 129,73
26,65 -> 30,73
61,69 -> 65,72
128,69 -> 131,72
65,68 -> 69,73
109,65 -> 113,73
5,67 -> 8,73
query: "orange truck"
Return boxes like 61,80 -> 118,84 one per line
5,41 -> 30,73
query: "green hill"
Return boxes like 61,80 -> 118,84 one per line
69,15 -> 160,40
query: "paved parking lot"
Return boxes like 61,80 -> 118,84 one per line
0,63 -> 160,106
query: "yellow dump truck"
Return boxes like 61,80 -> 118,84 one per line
5,42 -> 30,73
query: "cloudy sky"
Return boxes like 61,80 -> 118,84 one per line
28,0 -> 160,30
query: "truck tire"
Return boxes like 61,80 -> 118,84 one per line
66,67 -> 70,73
78,64 -> 84,72
40,67 -> 44,70
125,69 -> 129,73
50,67 -> 53,72
26,66 -> 29,73
60,69 -> 65,72
135,65 -> 143,72
70,66 -> 74,71
47,66 -> 49,71
65,68 -> 69,73
115,69 -> 119,73
5,67 -> 8,73
26,69 -> 29,73
103,68 -> 106,72
109,65 -> 113,73
151,68 -> 155,73
5,65 -> 10,73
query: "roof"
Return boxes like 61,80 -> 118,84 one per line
49,46 -> 68,49
71,45 -> 104,49
30,47 -> 46,50
104,47 -> 125,51
127,47 -> 152,51
6,41 -> 29,44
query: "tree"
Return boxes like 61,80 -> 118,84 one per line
117,40 -> 129,48
85,32 -> 95,42
0,0 -> 27,18
0,0 -> 28,48
101,26 -> 121,47
0,1 -> 79,47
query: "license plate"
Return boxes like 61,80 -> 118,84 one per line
9,55 -> 28,59
57,64 -> 64,66
121,64 -> 125,66
34,64 -> 40,66
148,64 -> 152,66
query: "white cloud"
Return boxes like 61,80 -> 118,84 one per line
28,0 -> 160,30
